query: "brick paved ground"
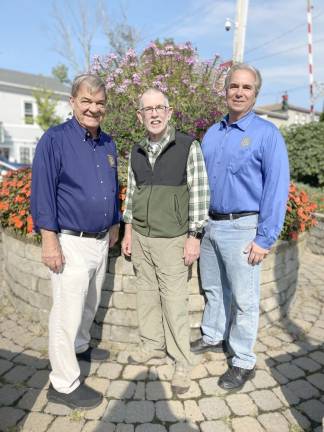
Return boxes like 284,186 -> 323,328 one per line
0,246 -> 323,432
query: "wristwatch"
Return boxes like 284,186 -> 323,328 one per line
188,230 -> 203,240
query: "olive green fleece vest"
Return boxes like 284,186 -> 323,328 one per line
131,131 -> 193,238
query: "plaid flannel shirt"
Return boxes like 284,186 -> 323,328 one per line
123,126 -> 210,231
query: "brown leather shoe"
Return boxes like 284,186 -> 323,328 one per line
127,349 -> 166,364
171,363 -> 191,395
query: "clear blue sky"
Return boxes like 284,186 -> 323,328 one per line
1,0 -> 323,111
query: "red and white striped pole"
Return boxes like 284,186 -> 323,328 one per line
307,0 -> 315,121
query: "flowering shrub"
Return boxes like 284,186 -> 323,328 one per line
0,168 -> 34,237
280,183 -> 317,241
90,40 -> 227,183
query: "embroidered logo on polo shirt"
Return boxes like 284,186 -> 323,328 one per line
107,154 -> 116,167
240,137 -> 251,147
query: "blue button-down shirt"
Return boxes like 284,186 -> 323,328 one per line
31,117 -> 120,233
202,111 -> 290,249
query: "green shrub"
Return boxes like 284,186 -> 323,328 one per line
281,122 -> 324,187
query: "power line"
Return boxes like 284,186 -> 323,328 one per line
246,37 -> 324,63
261,85 -> 308,97
245,9 -> 324,55
139,3 -> 206,46
245,22 -> 305,54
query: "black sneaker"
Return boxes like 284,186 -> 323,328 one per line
218,366 -> 255,391
190,338 -> 224,354
47,383 -> 103,409
76,347 -> 109,363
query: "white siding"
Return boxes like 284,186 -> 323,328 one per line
0,87 -> 71,163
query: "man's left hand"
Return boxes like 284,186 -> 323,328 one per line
244,242 -> 269,266
109,224 -> 120,248
183,236 -> 201,266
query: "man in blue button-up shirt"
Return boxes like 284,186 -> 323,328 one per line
191,63 -> 289,391
31,74 -> 120,409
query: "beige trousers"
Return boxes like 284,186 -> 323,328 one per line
49,233 -> 109,393
132,229 -> 192,365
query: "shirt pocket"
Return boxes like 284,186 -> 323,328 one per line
229,147 -> 252,174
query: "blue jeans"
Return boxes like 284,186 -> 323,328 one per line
200,214 -> 260,369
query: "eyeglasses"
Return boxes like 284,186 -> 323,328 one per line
140,105 -> 169,115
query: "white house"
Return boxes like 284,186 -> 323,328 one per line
0,68 -> 71,164
255,102 -> 320,128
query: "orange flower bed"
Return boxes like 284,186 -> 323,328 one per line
280,183 -> 317,241
0,168 -> 34,237
0,169 -> 317,243
0,168 -> 128,240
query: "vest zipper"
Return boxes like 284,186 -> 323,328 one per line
147,184 -> 153,236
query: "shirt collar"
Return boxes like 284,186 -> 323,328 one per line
71,116 -> 103,142
220,111 -> 256,131
142,125 -> 173,152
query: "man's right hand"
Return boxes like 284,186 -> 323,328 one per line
121,223 -> 132,257
41,229 -> 65,273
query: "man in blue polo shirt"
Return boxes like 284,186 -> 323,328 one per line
191,63 -> 289,391
31,74 -> 120,409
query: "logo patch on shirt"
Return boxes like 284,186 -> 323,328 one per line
240,137 -> 251,147
107,154 -> 116,168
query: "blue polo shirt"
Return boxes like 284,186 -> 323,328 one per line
202,111 -> 290,249
31,117 -> 120,233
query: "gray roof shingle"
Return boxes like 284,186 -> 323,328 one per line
0,68 -> 70,94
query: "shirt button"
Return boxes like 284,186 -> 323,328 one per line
104,197 -> 107,200
104,213 -> 107,216
97,164 -> 100,168
100,180 -> 103,184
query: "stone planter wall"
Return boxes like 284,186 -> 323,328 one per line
1,231 -> 307,351
308,213 -> 324,255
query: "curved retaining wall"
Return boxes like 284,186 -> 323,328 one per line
1,231 -> 307,350
308,213 -> 324,255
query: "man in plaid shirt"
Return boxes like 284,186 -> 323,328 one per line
122,88 -> 209,394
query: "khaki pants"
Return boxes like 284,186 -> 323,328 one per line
49,233 -> 109,393
132,229 -> 192,365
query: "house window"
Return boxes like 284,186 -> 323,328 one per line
24,102 -> 34,124
19,146 -> 30,163
0,148 -> 10,159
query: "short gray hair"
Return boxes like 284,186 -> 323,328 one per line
138,88 -> 169,109
224,63 -> 262,96
71,74 -> 106,98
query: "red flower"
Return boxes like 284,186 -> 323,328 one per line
289,231 -> 298,241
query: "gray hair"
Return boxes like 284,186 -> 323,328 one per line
224,63 -> 262,96
138,88 -> 169,109
71,74 -> 106,98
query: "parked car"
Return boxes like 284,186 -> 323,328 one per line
0,157 -> 30,181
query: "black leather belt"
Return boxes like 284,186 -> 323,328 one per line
209,211 -> 258,221
60,229 -> 108,239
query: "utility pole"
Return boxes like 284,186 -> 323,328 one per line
233,0 -> 249,62
307,0 -> 315,120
